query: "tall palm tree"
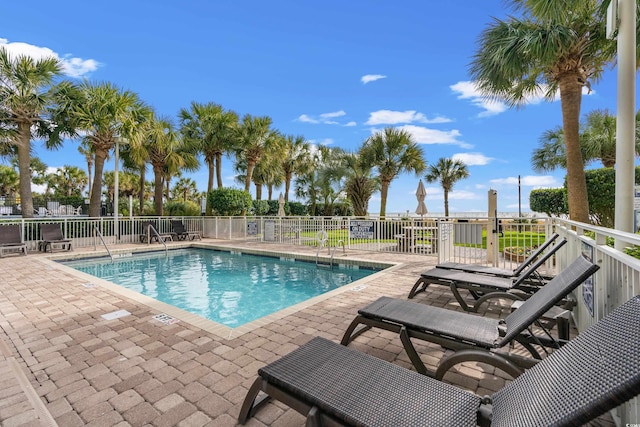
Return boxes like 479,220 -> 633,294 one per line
234,114 -> 275,192
0,47 -> 76,217
360,127 -> 426,218
322,149 -> 379,217
179,102 -> 238,212
424,158 -> 469,217
470,0 -> 618,223
71,81 -> 148,217
139,115 -> 198,215
280,134 -> 310,202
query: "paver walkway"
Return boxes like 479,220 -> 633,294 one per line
0,239 -> 613,426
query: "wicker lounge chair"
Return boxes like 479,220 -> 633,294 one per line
239,294 -> 640,426
436,232 -> 560,278
39,223 -> 72,252
0,224 -> 27,258
341,255 -> 598,378
170,220 -> 201,241
408,238 -> 567,312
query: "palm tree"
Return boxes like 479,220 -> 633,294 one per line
470,0 -> 618,223
179,102 -> 238,213
234,114 -> 275,192
48,165 -> 88,197
171,177 -> 199,202
139,115 -> 198,215
532,110 -> 640,172
0,165 -> 19,196
280,135 -> 310,202
424,158 -> 469,217
322,149 -> 379,217
0,47 -> 76,217
70,81 -> 148,217
360,127 -> 426,218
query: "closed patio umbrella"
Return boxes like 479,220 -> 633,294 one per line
278,193 -> 286,217
415,180 -> 427,218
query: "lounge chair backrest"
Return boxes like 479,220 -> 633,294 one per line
499,254 -> 599,345
41,223 -> 65,240
492,294 -> 640,426
171,220 -> 186,233
0,224 -> 22,245
512,232 -> 559,276
510,238 -> 567,287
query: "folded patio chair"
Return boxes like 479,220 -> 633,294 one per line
170,220 -> 201,241
0,224 -> 27,258
239,294 -> 640,426
408,238 -> 567,312
39,223 -> 72,252
341,255 -> 598,378
436,232 -> 559,278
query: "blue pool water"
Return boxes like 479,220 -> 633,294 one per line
61,248 -> 379,327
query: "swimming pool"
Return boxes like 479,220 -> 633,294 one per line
61,248 -> 380,327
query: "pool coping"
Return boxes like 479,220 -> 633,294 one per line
44,242 -> 399,339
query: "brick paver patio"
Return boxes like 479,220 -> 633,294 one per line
0,239 -> 613,426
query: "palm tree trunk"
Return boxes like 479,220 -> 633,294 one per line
379,179 -> 391,219
17,123 -> 34,218
285,172 -> 292,202
90,150 -> 108,217
245,161 -> 255,192
444,190 -> 449,217
255,183 -> 262,200
138,167 -> 145,213
87,159 -> 93,199
206,159 -> 214,193
559,75 -> 590,223
153,166 -> 163,216
215,153 -> 223,188
206,159 -> 215,216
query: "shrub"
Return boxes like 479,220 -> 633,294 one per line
164,200 -> 201,216
207,188 -> 252,216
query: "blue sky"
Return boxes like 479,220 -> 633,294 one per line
2,1 -> 635,216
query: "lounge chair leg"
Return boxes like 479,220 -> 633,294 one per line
408,278 -> 429,299
434,349 -> 524,381
399,326 -> 430,376
449,284 -> 472,312
238,377 -> 269,424
472,291 -> 524,313
340,315 -> 371,345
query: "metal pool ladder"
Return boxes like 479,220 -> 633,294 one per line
316,239 -> 345,270
146,224 -> 168,255
94,226 -> 114,262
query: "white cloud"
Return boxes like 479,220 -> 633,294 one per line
451,80 -> 594,118
320,110 -> 346,119
452,152 -> 493,166
506,203 -> 530,210
361,74 -> 387,84
344,121 -> 357,127
448,190 -> 481,200
392,124 -> 472,149
307,138 -> 334,146
0,38 -> 100,78
450,81 -> 508,117
297,114 -> 319,124
490,175 -> 558,187
475,183 -> 487,189
297,111 -> 349,125
365,110 -> 452,125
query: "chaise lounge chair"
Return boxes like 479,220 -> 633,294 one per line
139,221 -> 174,243
0,224 -> 27,258
39,223 -> 72,252
239,293 -> 640,426
408,238 -> 567,312
436,232 -> 559,278
170,220 -> 201,241
341,255 -> 598,378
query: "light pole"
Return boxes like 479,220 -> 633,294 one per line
114,136 -> 128,241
